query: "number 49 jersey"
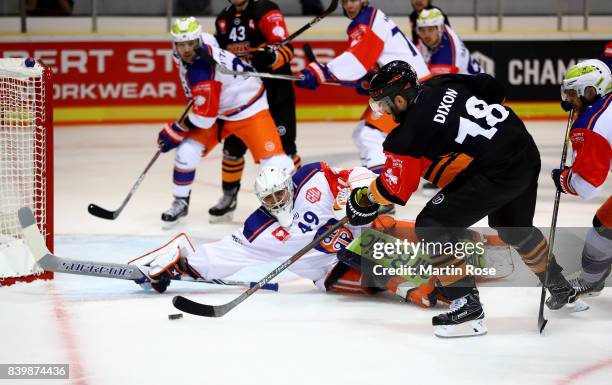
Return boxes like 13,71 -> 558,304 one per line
189,163 -> 366,288
372,73 -> 536,205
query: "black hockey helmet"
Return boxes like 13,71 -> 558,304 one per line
368,60 -> 420,121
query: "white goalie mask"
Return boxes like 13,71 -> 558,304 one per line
255,167 -> 294,228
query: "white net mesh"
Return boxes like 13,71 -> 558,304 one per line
0,58 -> 50,282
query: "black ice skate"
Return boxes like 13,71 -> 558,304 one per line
161,195 -> 190,229
432,292 -> 487,338
545,273 -> 589,312
209,188 -> 238,223
569,266 -> 610,298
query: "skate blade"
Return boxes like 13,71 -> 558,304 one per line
434,319 -> 488,338
161,217 -> 184,230
209,212 -> 234,224
565,298 -> 590,313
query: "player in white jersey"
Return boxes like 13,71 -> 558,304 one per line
129,162 -> 464,307
554,59 -> 612,297
158,17 -> 294,227
294,0 -> 431,182
415,8 -> 482,76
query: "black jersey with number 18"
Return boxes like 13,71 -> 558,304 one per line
375,73 -> 538,205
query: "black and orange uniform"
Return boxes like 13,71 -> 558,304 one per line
215,0 -> 300,192
370,73 -> 566,299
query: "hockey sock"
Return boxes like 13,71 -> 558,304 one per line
504,227 -> 563,283
173,167 -> 196,197
430,253 -> 475,300
221,156 -> 245,191
580,225 -> 612,284
292,153 -> 302,170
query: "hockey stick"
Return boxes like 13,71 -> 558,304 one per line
278,0 -> 339,46
538,108 -> 574,334
173,216 -> 349,317
216,63 -> 304,81
18,207 -> 278,291
87,101 -> 194,220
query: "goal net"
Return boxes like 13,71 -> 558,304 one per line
0,58 -> 53,286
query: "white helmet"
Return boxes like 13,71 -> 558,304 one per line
171,17 -> 202,44
416,8 -> 445,32
562,59 -> 612,100
254,167 -> 294,228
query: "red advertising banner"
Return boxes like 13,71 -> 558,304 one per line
0,39 -> 365,109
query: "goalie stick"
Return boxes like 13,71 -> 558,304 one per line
538,109 -> 574,334
173,217 -> 349,317
87,100 -> 194,220
18,208 -> 278,291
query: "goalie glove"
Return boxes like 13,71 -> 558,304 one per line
346,187 -> 380,226
551,166 -> 577,195
129,233 -> 202,293
158,121 -> 189,153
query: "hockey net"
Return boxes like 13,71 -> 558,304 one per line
0,58 -> 53,286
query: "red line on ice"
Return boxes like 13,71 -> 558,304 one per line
50,284 -> 88,385
554,358 -> 612,385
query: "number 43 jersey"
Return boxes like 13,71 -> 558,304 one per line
189,162 -> 367,289
373,73 -> 538,205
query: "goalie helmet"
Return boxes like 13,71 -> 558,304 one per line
368,60 -> 420,121
416,8 -> 445,33
171,17 -> 202,44
255,167 -> 294,228
561,59 -> 612,100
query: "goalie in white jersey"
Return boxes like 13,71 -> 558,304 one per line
130,162 -> 464,307
294,1 -> 431,182
158,17 -> 294,227
130,162 -> 513,309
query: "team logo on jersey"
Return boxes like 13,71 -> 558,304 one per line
277,125 -> 286,136
218,20 -> 227,34
194,95 -> 206,106
272,226 -> 290,242
314,220 -> 354,254
305,187 -> 322,203
234,18 -> 241,25
383,169 -> 398,186
432,193 -> 445,205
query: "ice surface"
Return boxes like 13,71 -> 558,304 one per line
1,121 -> 610,385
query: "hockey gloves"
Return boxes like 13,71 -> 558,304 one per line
251,45 -> 293,71
551,166 -> 577,195
346,187 -> 380,226
295,62 -> 335,90
158,122 -> 189,153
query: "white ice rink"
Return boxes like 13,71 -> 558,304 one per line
1,121 -> 611,385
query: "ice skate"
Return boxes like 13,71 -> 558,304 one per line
569,266 -> 610,298
545,274 -> 589,312
432,292 -> 487,338
161,195 -> 189,229
209,188 -> 238,223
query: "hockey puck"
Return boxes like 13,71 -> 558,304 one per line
168,313 -> 183,320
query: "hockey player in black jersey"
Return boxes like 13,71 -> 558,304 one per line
211,0 -> 300,223
343,60 -> 583,337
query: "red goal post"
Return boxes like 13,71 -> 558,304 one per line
0,58 -> 54,286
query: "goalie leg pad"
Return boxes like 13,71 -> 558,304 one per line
324,263 -> 378,295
